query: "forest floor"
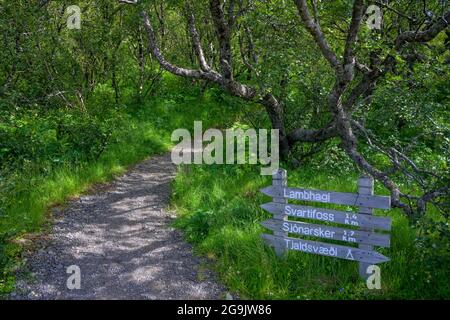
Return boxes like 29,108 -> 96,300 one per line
9,153 -> 225,300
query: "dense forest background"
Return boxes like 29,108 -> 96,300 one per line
0,0 -> 448,299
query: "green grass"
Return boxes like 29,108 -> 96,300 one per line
0,76 -> 243,294
171,163 -> 449,299
0,107 -> 168,293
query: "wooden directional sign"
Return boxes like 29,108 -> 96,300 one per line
260,170 -> 392,280
262,234 -> 390,264
261,219 -> 390,247
260,202 -> 392,231
260,186 -> 391,209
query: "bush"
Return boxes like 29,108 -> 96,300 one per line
0,108 -> 120,174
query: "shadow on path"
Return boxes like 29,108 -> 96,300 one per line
12,153 -> 225,300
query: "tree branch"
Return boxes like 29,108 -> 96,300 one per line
209,0 -> 233,80
293,0 -> 342,72
185,2 -> 215,73
396,10 -> 450,49
343,0 -> 366,79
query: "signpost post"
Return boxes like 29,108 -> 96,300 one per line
272,169 -> 287,256
260,169 -> 392,280
358,176 -> 375,279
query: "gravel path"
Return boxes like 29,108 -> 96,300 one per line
11,153 -> 225,300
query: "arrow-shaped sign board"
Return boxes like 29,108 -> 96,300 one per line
260,186 -> 391,209
262,234 -> 390,264
261,219 -> 390,247
260,202 -> 392,231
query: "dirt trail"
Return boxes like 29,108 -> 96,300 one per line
12,153 -> 224,300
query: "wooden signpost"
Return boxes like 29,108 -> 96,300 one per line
260,169 -> 392,280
